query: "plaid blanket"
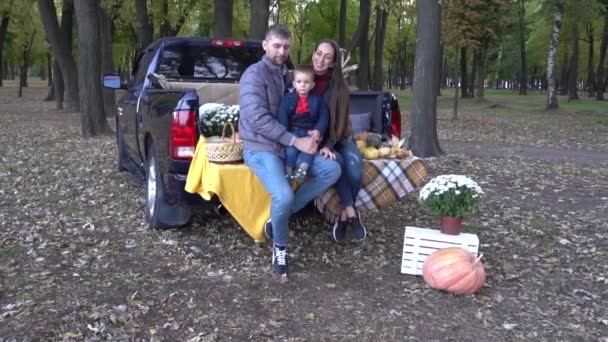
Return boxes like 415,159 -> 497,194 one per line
314,157 -> 429,223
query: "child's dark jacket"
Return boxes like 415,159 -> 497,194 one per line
278,92 -> 329,135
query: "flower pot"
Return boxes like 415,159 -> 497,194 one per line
439,216 -> 464,235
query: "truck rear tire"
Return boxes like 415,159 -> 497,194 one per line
116,117 -> 127,172
145,143 -> 168,229
145,142 -> 192,229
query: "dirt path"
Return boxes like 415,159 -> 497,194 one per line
444,140 -> 608,164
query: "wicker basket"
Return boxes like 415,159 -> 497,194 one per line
205,121 -> 243,163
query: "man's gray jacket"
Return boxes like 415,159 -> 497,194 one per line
238,55 -> 295,155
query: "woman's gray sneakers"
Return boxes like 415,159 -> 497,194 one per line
350,209 -> 367,241
332,219 -> 348,242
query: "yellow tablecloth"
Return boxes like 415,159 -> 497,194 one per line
184,139 -> 271,242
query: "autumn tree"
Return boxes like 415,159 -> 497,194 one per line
38,0 -> 79,111
372,1 -> 389,90
214,0 -> 233,37
410,0 -> 443,157
546,0 -> 565,110
74,0 -> 109,137
443,0 -> 513,100
249,0 -> 270,39
596,0 -> 608,100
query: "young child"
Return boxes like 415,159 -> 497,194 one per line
278,65 -> 329,183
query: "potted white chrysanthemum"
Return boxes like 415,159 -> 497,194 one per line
418,174 -> 484,235
198,103 -> 240,137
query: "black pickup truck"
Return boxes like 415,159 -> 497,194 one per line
103,37 -> 402,230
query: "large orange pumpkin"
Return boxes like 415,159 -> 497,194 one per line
422,247 -> 486,295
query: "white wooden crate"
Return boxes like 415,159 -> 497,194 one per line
401,226 -> 479,275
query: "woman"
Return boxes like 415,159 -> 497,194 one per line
311,39 -> 366,242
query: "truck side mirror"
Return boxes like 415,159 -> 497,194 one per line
103,74 -> 126,89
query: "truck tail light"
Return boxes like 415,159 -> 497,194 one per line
169,109 -> 196,160
391,110 -> 402,139
210,39 -> 243,47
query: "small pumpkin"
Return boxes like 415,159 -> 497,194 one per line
378,146 -> 391,158
363,147 -> 380,160
365,133 -> 383,148
422,247 -> 486,295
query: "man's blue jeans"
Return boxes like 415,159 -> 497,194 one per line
333,139 -> 363,208
243,149 -> 341,246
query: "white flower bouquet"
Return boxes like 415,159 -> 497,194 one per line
418,174 -> 484,218
198,103 -> 240,137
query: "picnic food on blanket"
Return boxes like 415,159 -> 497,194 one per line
422,247 -> 486,295
362,147 -> 380,160
378,146 -> 391,158
365,133 -> 383,148
354,133 -> 412,160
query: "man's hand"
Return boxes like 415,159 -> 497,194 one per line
293,136 -> 318,154
319,147 -> 336,160
308,129 -> 321,143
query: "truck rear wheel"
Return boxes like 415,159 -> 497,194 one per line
116,117 -> 127,172
145,143 -> 167,229
145,142 -> 192,229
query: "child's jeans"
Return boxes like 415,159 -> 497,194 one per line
285,127 -> 315,169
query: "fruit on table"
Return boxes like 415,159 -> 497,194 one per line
378,146 -> 391,158
356,140 -> 367,150
363,147 -> 380,159
422,247 -> 486,295
365,133 -> 382,148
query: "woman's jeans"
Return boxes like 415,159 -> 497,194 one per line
333,139 -> 363,209
243,149 -> 341,246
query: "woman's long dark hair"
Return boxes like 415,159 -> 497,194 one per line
314,39 -> 351,141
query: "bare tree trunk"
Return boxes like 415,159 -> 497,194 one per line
159,0 -> 170,37
460,47 -> 468,97
134,0 -> 153,51
559,54 -> 568,95
54,59 -> 64,109
345,0 -> 371,53
401,41 -> 407,88
19,29 -> 36,91
495,45 -> 503,89
474,43 -> 488,99
546,0 -> 564,110
74,0 -> 109,137
38,0 -> 79,111
0,6 -> 11,87
585,24 -> 595,96
249,0 -> 270,39
452,47 -> 460,120
338,0 -> 347,46
518,0 -> 528,95
568,25 -> 579,101
597,11 -> 608,100
355,0 -> 371,90
44,53 -> 54,101
214,0 -> 233,38
437,43 -> 443,95
371,6 -> 388,91
469,49 -> 477,97
410,0 -> 443,157
99,4 -> 116,118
